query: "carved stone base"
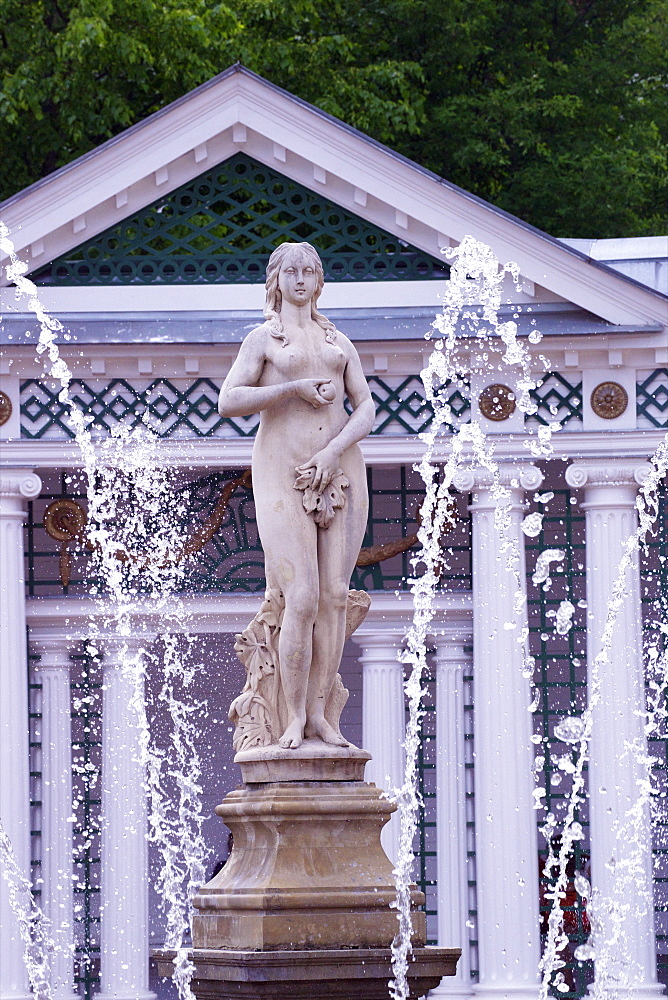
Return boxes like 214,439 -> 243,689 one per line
235,738 -> 371,783
191,780 -> 425,951
152,946 -> 461,999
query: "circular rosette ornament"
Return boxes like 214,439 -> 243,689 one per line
0,390 -> 12,427
478,383 -> 516,421
590,381 -> 628,419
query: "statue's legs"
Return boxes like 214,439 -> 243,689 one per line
254,477 -> 319,748
307,447 -> 368,743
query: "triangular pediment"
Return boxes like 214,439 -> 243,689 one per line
1,64 -> 666,329
31,153 -> 447,286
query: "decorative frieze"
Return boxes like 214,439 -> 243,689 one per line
18,369 -> 668,439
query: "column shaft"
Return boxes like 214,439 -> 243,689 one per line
0,470 -> 41,1000
355,632 -> 405,865
31,637 -> 77,1000
98,637 -> 155,1000
465,468 -> 541,998
431,636 -> 473,999
567,460 -> 663,996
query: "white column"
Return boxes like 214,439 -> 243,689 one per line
454,464 -> 542,1000
0,469 -> 41,1000
430,633 -> 473,999
566,460 -> 663,998
354,630 -> 405,865
31,634 -> 77,1000
98,635 -> 155,1000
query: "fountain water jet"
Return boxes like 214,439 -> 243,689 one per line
1,223 -> 213,1000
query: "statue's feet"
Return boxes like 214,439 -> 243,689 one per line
304,718 -> 349,747
278,719 -> 305,749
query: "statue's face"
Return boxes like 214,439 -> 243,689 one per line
277,248 -> 318,307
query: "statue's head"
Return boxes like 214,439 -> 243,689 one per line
264,242 -> 335,343
264,242 -> 325,315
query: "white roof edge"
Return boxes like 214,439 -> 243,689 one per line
0,65 -> 666,329
561,236 -> 668,261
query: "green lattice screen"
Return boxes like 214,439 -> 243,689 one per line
31,154 -> 448,286
25,467 -> 472,597
641,484 -> 668,983
525,489 -> 591,999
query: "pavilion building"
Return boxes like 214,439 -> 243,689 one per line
1,64 -> 667,1000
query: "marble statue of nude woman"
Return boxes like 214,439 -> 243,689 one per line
218,242 -> 375,750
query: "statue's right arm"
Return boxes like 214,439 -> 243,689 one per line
218,328 -> 333,417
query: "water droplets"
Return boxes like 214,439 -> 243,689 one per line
554,600 -> 576,635
521,512 -> 544,537
554,716 -> 586,744
532,549 -> 565,590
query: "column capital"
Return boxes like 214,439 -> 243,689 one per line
351,628 -> 405,651
565,458 -> 648,490
430,633 -> 472,667
96,631 -> 155,658
30,631 -> 74,668
0,468 -> 42,501
452,462 -> 543,494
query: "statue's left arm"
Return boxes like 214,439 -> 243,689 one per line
297,338 -> 375,492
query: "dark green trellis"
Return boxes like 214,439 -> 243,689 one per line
527,373 -> 583,427
70,651 -> 102,1000
641,484 -> 668,981
31,154 -> 448,286
25,466 -> 473,596
181,471 -> 264,593
19,378 -> 259,440
637,368 -> 668,428
412,667 -> 438,946
525,489 -> 591,998
463,664 -> 479,981
19,375 -> 473,440
28,658 -> 42,908
23,369 -> 649,442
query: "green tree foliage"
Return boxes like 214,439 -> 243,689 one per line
1,0 -> 666,236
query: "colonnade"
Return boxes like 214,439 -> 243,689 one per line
0,459 -> 664,999
1,618 -> 155,1000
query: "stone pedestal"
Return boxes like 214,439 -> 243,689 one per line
166,743 -> 459,999
192,764 -> 424,950
153,946 -> 460,999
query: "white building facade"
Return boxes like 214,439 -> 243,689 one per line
1,65 -> 667,1000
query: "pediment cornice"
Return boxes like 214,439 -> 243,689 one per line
1,65 -> 666,330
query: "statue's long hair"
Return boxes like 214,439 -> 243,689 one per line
264,242 -> 337,345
